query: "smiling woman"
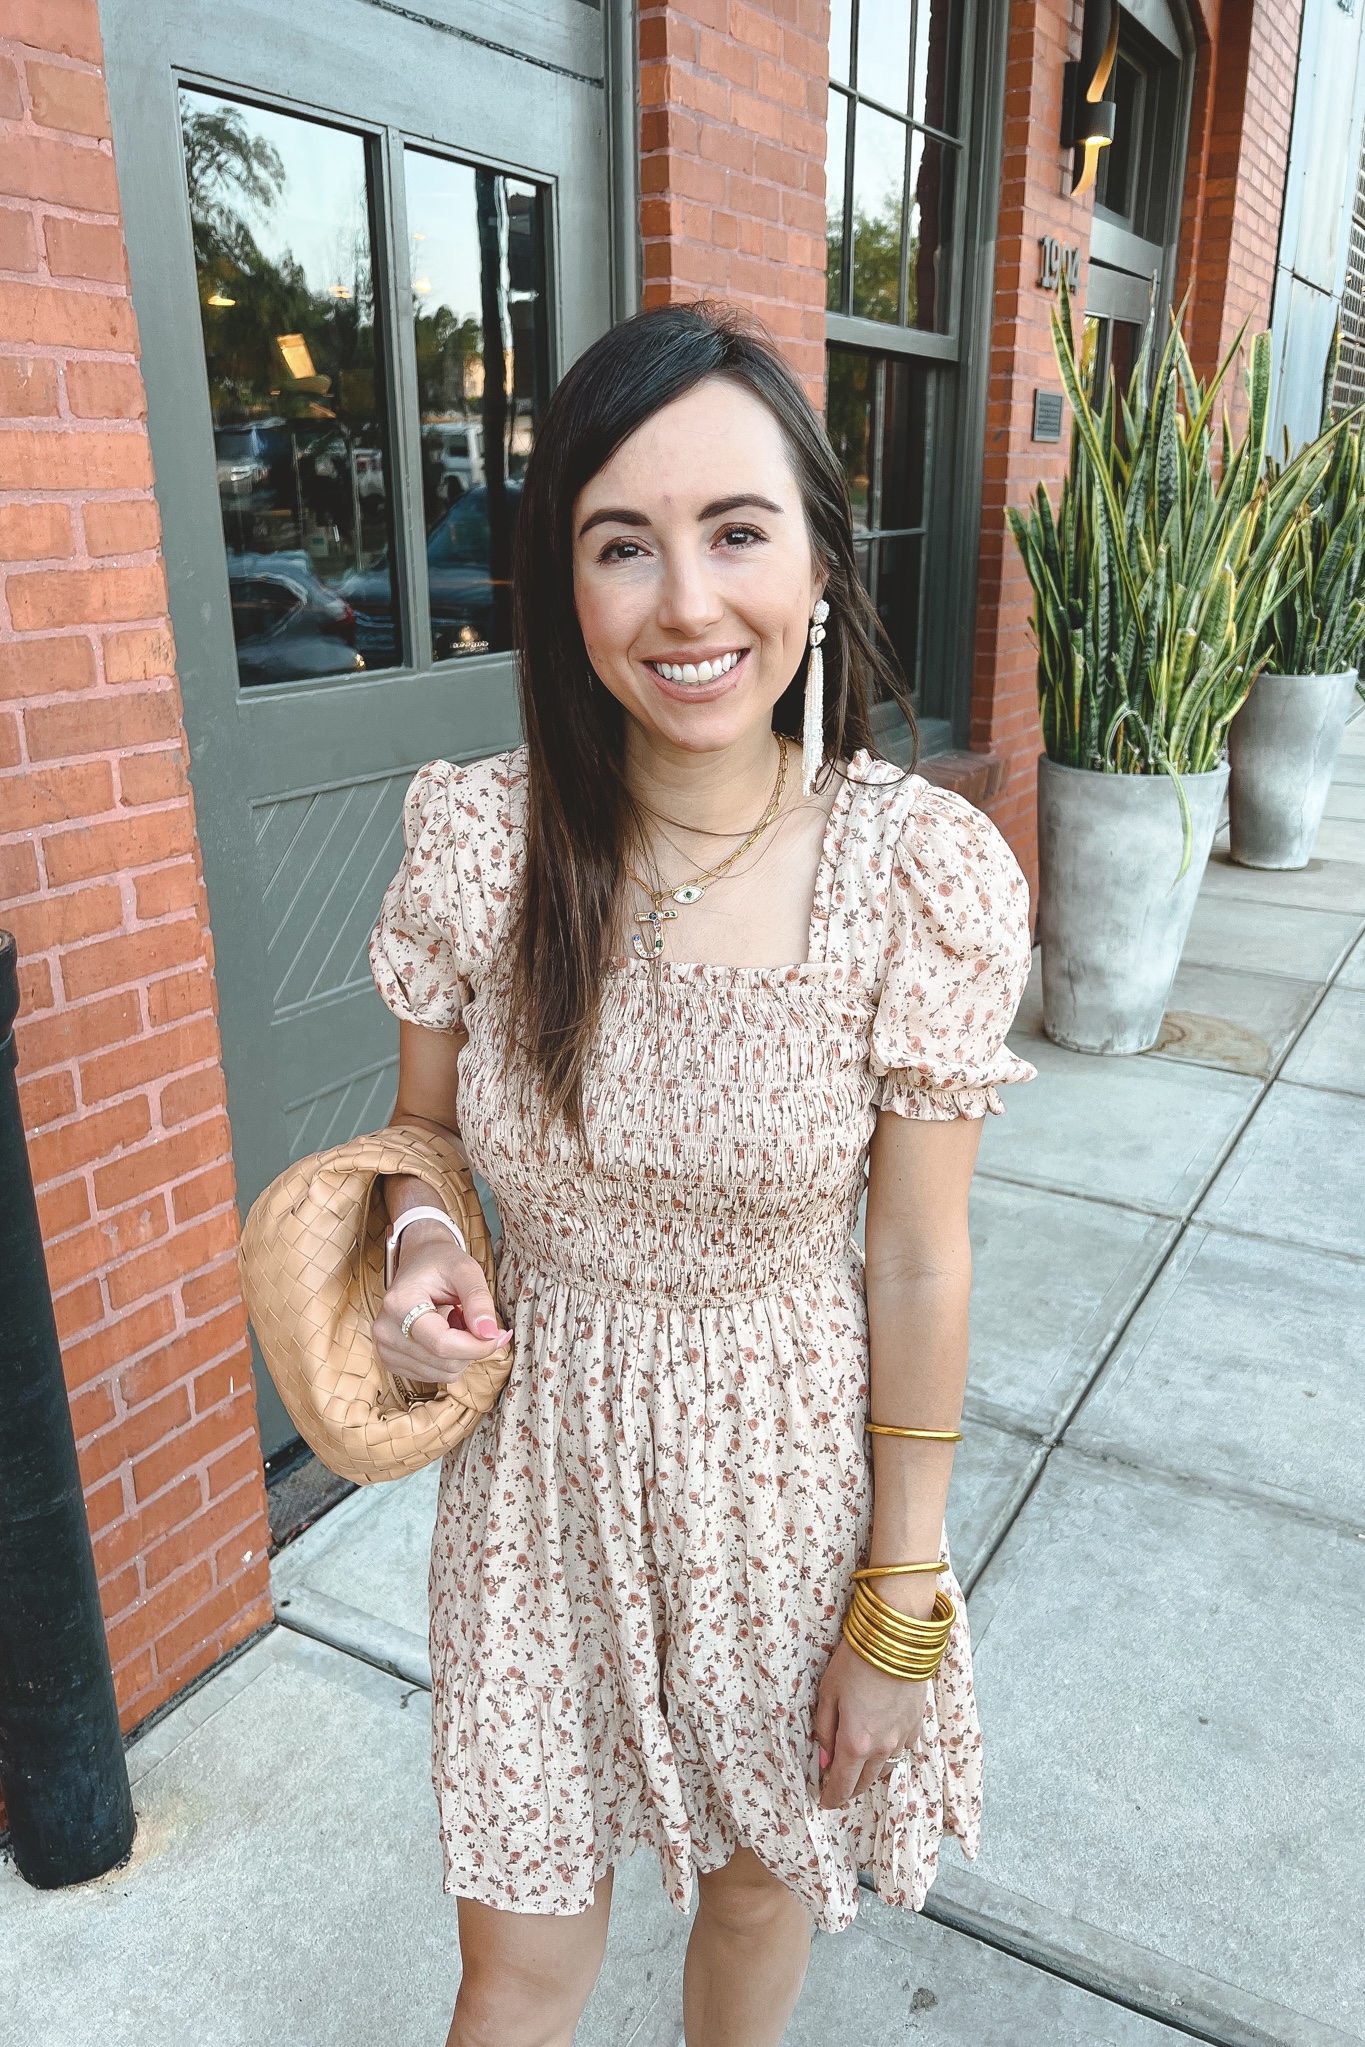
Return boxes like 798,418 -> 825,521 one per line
365,303 -> 1033,2047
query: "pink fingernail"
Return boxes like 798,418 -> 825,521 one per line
473,1317 -> 498,1338
819,1749 -> 831,1770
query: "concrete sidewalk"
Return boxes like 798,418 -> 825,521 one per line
4,717 -> 1363,2046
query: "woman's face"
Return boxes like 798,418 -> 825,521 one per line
571,375 -> 825,758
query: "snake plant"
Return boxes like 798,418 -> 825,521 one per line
1007,283 -> 1335,860
1256,409 -> 1365,679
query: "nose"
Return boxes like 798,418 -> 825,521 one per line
655,542 -> 725,639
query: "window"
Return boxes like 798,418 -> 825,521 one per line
827,347 -> 929,693
179,90 -> 550,689
1084,8 -> 1190,404
826,0 -> 964,330
824,1 -> 969,736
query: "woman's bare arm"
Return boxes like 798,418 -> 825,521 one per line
814,1110 -> 981,1807
373,1018 -> 510,1380
861,1111 -> 981,1616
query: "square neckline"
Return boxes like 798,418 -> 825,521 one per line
611,749 -> 892,982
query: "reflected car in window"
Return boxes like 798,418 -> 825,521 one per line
228,552 -> 364,687
338,481 -> 519,662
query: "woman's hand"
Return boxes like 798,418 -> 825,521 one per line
373,1218 -> 512,1386
812,1638 -> 930,1808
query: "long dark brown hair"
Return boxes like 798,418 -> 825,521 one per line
509,301 -> 914,1130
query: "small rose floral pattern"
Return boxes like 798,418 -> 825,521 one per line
369,747 -> 1033,1931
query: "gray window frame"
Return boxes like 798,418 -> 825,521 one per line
826,0 -> 1011,746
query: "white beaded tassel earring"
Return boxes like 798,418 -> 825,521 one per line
802,598 -> 830,797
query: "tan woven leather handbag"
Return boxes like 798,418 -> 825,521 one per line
238,1122 -> 511,1485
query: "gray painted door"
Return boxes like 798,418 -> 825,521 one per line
103,0 -> 620,1451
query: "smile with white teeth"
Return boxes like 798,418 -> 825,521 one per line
649,651 -> 744,684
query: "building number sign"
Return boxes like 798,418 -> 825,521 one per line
1038,235 -> 1081,294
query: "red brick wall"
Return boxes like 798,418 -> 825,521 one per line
969,0 -> 1303,892
0,0 -> 270,1748
1179,0 -> 1304,391
639,0 -> 829,401
968,1 -> 1089,890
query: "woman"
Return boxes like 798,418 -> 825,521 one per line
369,303 -> 1033,2047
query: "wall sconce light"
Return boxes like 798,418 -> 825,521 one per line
1062,0 -> 1119,198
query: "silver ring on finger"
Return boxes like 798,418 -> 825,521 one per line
400,1300 -> 441,1341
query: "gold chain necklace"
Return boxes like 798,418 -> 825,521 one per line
628,741 -> 789,960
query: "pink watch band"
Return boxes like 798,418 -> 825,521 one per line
384,1205 -> 468,1288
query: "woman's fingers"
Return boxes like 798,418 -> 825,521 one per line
376,1249 -> 512,1383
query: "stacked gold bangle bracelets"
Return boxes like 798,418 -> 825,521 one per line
842,1420 -> 963,1682
843,1579 -> 956,1681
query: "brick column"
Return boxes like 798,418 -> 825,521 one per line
967,0 -> 1092,892
1179,0 -> 1305,391
638,0 -> 829,403
0,0 -> 270,1744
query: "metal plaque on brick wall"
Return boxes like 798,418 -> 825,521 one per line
1033,390 -> 1064,442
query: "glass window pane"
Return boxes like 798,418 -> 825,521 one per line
852,106 -> 906,324
857,0 -> 912,114
403,151 -> 548,662
179,90 -> 391,686
826,347 -> 876,533
914,0 -> 965,137
878,357 -> 928,531
906,132 -> 955,332
826,90 -> 849,314
830,0 -> 853,86
875,533 -> 922,694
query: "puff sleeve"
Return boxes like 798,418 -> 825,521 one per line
870,783 -> 1035,1120
369,760 -> 472,1030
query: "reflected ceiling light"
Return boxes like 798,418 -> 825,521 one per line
414,277 -> 432,294
1062,0 -> 1119,198
206,290 -> 235,307
328,284 -> 352,299
275,333 -> 318,381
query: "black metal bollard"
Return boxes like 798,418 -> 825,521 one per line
0,930 -> 135,1886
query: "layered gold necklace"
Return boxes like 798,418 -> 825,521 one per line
628,741 -> 789,960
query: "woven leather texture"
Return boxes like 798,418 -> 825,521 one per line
238,1123 -> 511,1485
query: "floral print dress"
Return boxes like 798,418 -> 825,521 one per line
369,745 -> 1033,1932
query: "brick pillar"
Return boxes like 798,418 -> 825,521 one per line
1179,0 -> 1305,391
967,0 -> 1092,892
638,0 -> 829,403
0,0 -> 270,1745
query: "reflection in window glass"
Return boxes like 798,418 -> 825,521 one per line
826,348 -> 874,531
915,0 -> 964,136
874,533 -> 922,693
830,0 -> 853,86
857,0 -> 912,113
907,134 -> 954,333
401,151 -> 549,662
878,358 -> 928,530
852,104 -> 905,323
826,346 -> 930,697
179,89 -> 391,686
826,91 -> 849,314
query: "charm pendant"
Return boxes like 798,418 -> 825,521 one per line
671,882 -> 705,905
631,905 -> 678,959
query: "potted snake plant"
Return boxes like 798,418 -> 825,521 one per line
1230,380 -> 1365,868
1008,287 -> 1330,1054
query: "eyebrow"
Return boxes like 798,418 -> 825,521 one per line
576,492 -> 785,539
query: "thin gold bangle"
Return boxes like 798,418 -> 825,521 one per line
864,1424 -> 963,1442
851,1561 -> 949,1580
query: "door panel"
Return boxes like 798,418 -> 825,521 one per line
103,0 -> 617,1451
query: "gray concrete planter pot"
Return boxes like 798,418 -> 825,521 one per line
1038,756 -> 1229,1055
1227,668 -> 1357,869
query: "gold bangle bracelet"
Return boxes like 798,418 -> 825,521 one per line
842,1613 -> 950,1681
844,1601 -> 952,1652
864,1423 -> 963,1442
853,1583 -> 956,1640
851,1561 -> 949,1580
841,1583 -> 956,1681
